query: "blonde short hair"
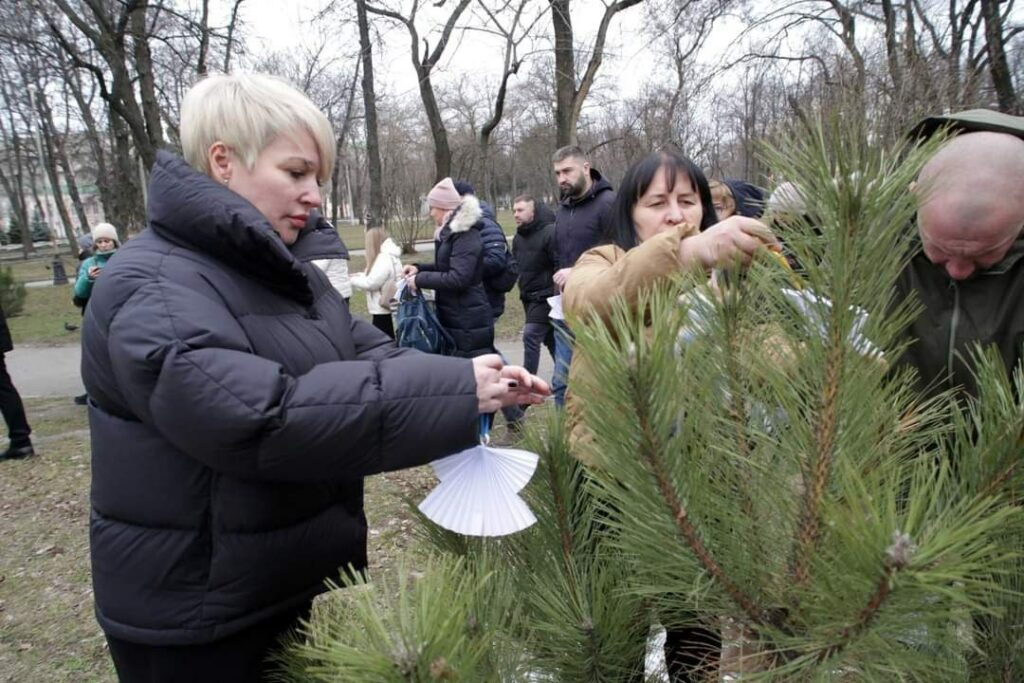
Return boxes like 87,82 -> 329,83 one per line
180,72 -> 335,184
708,180 -> 736,218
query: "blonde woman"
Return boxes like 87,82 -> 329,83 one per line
80,72 -> 547,681
351,226 -> 403,339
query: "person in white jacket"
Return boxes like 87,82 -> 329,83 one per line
351,227 -> 403,338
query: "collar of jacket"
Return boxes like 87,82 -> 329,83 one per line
147,151 -> 316,305
292,213 -> 350,263
516,201 -> 556,237
561,168 -> 613,208
445,193 -> 483,234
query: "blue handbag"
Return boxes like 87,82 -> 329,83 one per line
395,285 -> 456,355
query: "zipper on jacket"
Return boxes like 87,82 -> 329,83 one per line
946,279 -> 959,388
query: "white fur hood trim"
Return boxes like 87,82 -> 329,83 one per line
447,194 -> 482,233
381,237 -> 402,256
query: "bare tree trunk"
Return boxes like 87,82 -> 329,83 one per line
196,0 -> 210,76
63,56 -> 115,223
109,114 -> 145,239
418,69 -> 452,181
980,0 -> 1018,113
550,0 -> 575,147
365,0 -> 472,182
130,0 -> 165,157
0,73 -> 34,256
550,0 -> 644,147
224,0 -> 245,72
880,0 -> 903,94
358,0 -> 385,229
0,165 -> 32,258
50,90 -> 91,236
31,90 -> 77,256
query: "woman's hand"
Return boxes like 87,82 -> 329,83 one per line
401,264 -> 419,293
472,355 -> 551,414
88,265 -> 102,280
679,216 -> 779,269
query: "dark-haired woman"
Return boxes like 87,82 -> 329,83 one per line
563,149 -> 777,682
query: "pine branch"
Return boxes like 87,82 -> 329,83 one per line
791,316 -> 845,586
630,370 -> 770,628
814,531 -> 915,664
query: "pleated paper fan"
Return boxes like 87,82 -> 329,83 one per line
420,439 -> 540,537
431,445 -> 539,492
419,463 -> 537,537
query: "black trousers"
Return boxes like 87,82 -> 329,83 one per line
105,602 -> 312,683
522,321 -> 555,376
372,313 -> 395,340
0,354 -> 31,448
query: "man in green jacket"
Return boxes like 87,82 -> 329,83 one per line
895,110 -> 1024,399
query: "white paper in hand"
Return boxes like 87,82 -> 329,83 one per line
419,428 -> 540,537
547,294 -> 564,321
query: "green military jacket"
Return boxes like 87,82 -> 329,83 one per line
894,239 -> 1024,399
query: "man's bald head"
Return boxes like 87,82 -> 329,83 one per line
916,132 -> 1024,280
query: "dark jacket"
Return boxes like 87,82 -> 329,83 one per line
555,168 -> 616,269
416,194 -> 495,357
723,179 -> 766,218
0,307 -> 11,355
476,198 -> 511,319
513,202 -> 559,324
893,237 -> 1024,400
82,152 -> 479,646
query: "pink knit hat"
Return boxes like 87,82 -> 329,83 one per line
427,177 -> 462,210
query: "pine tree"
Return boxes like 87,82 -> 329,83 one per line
280,122 -> 1024,682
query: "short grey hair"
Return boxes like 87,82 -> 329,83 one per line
181,72 -> 336,184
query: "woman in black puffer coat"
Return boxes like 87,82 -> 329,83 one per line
81,73 -> 547,682
403,177 -> 495,357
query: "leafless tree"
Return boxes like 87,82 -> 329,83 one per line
550,0 -> 644,146
365,0 -> 474,181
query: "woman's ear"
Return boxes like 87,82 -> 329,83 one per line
208,142 -> 232,184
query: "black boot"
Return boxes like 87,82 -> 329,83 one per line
0,443 -> 35,460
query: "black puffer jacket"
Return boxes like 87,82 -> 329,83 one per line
477,199 -> 511,319
513,202 -> 559,324
82,152 -> 478,646
554,168 -> 615,268
0,307 -> 12,355
416,195 -> 495,357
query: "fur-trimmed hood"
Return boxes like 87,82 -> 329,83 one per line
446,193 -> 483,234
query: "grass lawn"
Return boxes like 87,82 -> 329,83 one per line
7,285 -> 83,347
5,256 -> 526,349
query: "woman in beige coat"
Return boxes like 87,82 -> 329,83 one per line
563,149 -> 777,683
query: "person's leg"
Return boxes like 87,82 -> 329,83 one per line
521,322 -> 547,376
493,333 -> 525,428
106,602 -> 312,683
551,319 -> 574,408
372,313 -> 395,340
0,354 -> 32,455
